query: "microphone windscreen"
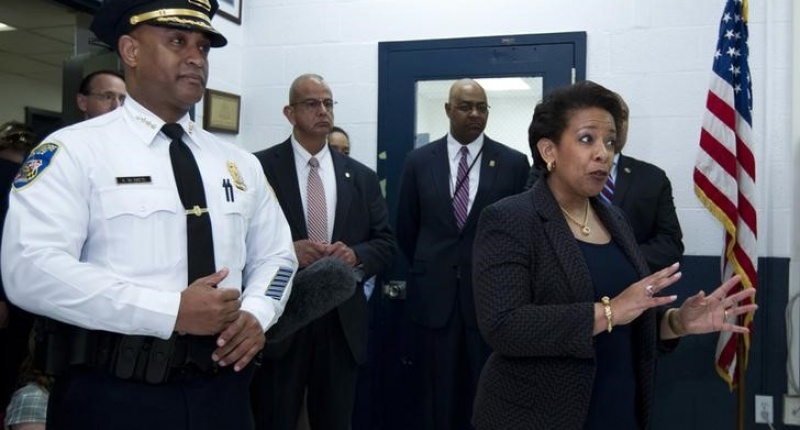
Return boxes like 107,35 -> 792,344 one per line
266,257 -> 357,342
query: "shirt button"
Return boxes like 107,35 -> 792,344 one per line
140,205 -> 147,212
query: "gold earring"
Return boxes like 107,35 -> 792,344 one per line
546,160 -> 555,172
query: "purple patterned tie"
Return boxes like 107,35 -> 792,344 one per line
306,157 -> 328,242
453,146 -> 470,230
600,174 -> 615,204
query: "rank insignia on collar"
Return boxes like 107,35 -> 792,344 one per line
135,115 -> 157,130
13,142 -> 60,190
227,161 -> 246,191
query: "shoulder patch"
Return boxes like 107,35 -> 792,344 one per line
13,142 -> 60,190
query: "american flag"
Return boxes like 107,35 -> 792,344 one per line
693,0 -> 756,389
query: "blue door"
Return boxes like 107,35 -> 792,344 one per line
358,32 -> 585,430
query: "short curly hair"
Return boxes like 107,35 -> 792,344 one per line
528,81 -> 624,172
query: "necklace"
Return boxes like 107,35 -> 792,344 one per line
560,200 -> 591,236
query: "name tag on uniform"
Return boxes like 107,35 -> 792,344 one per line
116,176 -> 152,185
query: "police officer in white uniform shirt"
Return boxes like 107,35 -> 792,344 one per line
0,1 -> 297,429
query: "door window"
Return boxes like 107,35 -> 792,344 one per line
415,77 -> 543,162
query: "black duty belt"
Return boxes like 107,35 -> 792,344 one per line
108,332 -> 221,384
34,318 -> 221,385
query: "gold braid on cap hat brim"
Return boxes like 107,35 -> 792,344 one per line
152,16 -> 218,33
130,8 -> 211,26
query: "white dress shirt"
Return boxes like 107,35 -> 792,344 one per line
610,152 -> 620,182
1,97 -> 298,339
447,133 -> 484,214
291,136 -> 337,243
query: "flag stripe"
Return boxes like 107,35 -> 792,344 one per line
706,91 -> 736,130
699,129 -> 737,177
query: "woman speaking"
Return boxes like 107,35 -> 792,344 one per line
471,81 -> 757,429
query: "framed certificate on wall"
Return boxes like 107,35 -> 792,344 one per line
217,0 -> 243,24
203,89 -> 241,134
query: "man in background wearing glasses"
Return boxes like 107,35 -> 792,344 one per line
396,78 -> 530,430
252,73 -> 396,430
75,70 -> 127,120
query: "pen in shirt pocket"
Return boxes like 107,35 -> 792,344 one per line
223,178 -> 234,202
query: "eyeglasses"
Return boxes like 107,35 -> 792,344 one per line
455,103 -> 490,114
87,92 -> 126,104
292,98 -> 337,112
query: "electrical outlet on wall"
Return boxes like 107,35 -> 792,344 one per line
755,395 -> 773,424
785,396 -> 800,426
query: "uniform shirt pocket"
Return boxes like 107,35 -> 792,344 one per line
98,187 -> 181,275
217,198 -> 248,272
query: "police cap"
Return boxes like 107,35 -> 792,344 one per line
91,0 -> 227,49
0,121 -> 37,152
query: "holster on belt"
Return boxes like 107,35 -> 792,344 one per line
144,336 -> 177,384
109,333 -> 217,384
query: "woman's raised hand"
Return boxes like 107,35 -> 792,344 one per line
610,262 -> 681,327
673,275 -> 758,335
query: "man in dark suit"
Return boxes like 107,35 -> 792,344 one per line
252,74 -> 396,430
605,97 -> 683,272
524,94 -> 683,273
396,78 -> 530,430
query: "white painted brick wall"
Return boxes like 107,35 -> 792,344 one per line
203,0 -> 794,259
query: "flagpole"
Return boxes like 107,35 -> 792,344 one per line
735,330 -> 747,430
737,3 -> 749,430
737,332 -> 745,430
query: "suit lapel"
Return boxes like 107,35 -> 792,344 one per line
330,151 -> 352,241
533,182 -> 593,301
427,139 -> 458,229
612,154 -> 633,205
467,139 -> 499,229
272,140 -> 307,238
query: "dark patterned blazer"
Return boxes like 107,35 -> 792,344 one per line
613,154 -> 684,273
472,179 -> 672,430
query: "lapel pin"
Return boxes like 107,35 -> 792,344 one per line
624,167 -> 631,174
345,172 -> 351,178
489,160 -> 496,167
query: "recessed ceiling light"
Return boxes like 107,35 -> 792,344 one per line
0,22 -> 16,32
476,77 -> 531,91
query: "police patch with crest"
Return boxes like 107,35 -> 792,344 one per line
13,142 -> 60,190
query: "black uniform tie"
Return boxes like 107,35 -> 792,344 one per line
162,123 -> 216,283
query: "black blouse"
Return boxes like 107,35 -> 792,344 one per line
578,239 -> 641,430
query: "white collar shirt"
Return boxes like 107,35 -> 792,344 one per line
291,135 -> 337,243
0,97 -> 298,338
447,133 -> 484,214
610,152 -> 620,182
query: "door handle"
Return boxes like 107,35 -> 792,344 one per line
382,280 -> 406,300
